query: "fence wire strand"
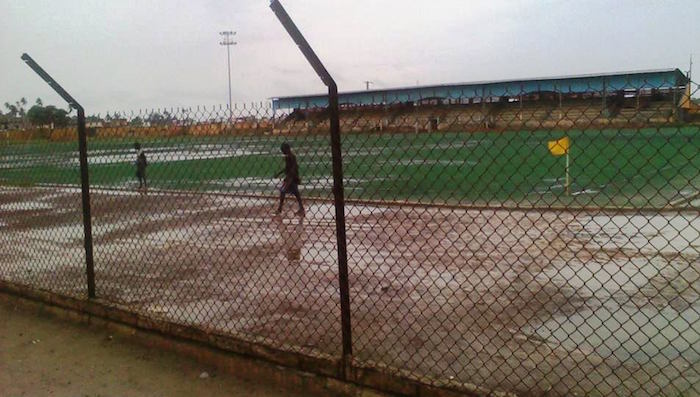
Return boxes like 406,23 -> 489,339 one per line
1,75 -> 698,396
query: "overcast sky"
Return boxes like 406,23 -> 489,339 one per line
1,0 -> 699,115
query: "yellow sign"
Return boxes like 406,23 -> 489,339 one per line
548,137 -> 570,156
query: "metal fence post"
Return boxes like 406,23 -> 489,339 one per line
328,82 -> 353,361
21,53 -> 96,298
76,107 -> 96,298
270,0 -> 353,370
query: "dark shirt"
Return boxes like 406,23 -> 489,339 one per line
284,153 -> 300,184
136,150 -> 147,172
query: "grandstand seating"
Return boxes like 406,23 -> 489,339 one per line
270,95 -> 679,135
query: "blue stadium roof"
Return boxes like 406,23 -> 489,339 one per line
272,69 -> 689,111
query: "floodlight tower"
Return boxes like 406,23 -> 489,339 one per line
689,54 -> 693,82
219,31 -> 237,121
364,80 -> 373,90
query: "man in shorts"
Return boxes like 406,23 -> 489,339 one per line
274,142 -> 305,216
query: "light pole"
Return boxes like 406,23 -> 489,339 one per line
219,31 -> 237,121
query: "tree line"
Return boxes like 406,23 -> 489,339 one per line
1,98 -> 191,130
1,97 -> 71,130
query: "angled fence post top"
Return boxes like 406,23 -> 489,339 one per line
269,0 -> 353,363
268,0 -> 336,90
21,53 -> 83,112
20,52 -> 95,299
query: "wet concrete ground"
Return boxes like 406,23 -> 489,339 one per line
1,186 -> 698,396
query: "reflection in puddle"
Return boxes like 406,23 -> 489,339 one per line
275,216 -> 306,265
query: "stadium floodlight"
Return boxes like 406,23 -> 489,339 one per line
690,54 -> 693,82
219,31 -> 237,121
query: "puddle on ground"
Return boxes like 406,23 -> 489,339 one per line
529,304 -> 699,365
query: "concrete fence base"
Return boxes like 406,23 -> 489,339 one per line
0,280 -> 493,397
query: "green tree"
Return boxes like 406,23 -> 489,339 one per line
4,102 -> 18,117
129,116 -> 144,127
17,97 -> 27,113
146,112 -> 165,125
17,97 -> 27,126
4,97 -> 28,128
27,105 -> 70,128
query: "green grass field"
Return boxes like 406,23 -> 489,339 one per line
1,126 -> 698,208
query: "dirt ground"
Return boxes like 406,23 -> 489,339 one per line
0,186 -> 697,396
0,299 -> 311,397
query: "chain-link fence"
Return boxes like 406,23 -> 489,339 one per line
0,131 -> 87,297
1,75 -> 698,396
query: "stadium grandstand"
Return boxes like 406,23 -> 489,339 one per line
271,69 -> 694,134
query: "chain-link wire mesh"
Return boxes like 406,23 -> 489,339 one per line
336,76 -> 699,396
0,127 -> 87,297
83,104 -> 344,358
1,73 -> 698,396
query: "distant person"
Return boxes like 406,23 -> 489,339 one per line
274,142 -> 305,216
134,142 -> 148,193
